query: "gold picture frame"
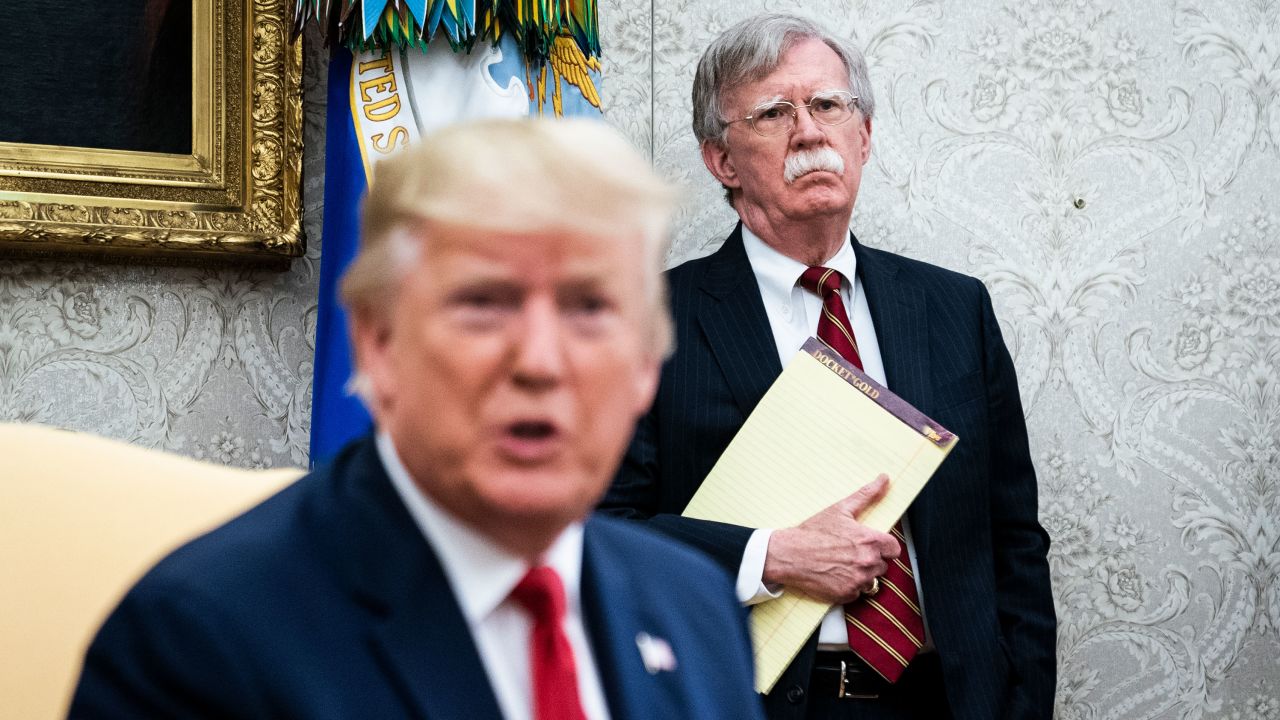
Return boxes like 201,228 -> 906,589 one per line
0,0 -> 303,265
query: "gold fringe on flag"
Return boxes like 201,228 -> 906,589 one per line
290,0 -> 599,71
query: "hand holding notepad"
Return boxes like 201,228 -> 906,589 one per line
681,338 -> 958,694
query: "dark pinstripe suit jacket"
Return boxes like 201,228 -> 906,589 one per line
602,225 -> 1056,720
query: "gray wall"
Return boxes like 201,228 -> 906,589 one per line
2,1 -> 1276,715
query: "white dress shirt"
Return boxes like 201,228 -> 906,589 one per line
736,225 -> 933,650
378,433 -> 612,720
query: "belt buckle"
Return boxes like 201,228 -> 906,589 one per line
837,660 -> 879,700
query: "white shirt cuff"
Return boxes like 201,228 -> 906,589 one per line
735,528 -> 784,605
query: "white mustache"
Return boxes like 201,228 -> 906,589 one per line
783,148 -> 845,183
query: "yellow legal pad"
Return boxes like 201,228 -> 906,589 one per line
682,338 -> 958,694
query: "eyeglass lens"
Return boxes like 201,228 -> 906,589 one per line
749,91 -> 856,136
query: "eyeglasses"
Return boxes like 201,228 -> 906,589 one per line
728,90 -> 859,137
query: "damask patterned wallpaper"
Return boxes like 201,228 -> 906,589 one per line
1,1 -> 1275,716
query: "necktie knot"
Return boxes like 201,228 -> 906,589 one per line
799,266 -> 844,297
798,265 -> 862,369
511,566 -> 567,622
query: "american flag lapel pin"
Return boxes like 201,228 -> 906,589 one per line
635,632 -> 677,674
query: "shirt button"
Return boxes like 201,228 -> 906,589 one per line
780,305 -> 792,318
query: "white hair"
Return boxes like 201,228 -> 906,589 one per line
784,148 -> 846,184
691,13 -> 876,145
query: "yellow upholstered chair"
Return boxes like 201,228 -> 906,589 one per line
0,423 -> 304,720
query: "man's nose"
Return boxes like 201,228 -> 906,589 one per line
511,297 -> 565,390
790,105 -> 825,147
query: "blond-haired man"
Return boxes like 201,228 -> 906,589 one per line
71,119 -> 764,720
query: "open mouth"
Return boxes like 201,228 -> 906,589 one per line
510,421 -> 556,440
498,420 -> 563,462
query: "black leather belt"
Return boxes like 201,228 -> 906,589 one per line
809,652 -> 889,699
809,651 -> 942,700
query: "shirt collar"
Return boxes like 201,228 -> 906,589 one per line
376,432 -> 585,624
740,224 -> 859,299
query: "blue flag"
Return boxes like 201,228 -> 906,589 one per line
309,38 -> 603,465
310,49 -> 371,465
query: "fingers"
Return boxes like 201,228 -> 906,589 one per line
864,576 -> 881,596
856,548 -> 892,578
845,568 -> 887,603
875,532 -> 901,560
839,473 -> 890,518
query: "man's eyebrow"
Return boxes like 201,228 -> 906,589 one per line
556,276 -> 612,291
447,275 -> 523,293
750,93 -> 787,106
750,89 -> 849,106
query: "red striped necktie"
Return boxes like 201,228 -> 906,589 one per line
798,266 -> 926,683
510,566 -> 588,720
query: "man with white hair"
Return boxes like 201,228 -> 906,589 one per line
70,118 -> 764,720
603,13 -> 1056,719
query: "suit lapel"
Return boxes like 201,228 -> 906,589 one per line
579,520 -> 680,719
697,224 -> 784,417
855,238 -> 936,552
316,438 -> 504,720
368,570 -> 504,720
855,236 -> 932,413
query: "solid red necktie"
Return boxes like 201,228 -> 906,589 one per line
798,266 -> 926,683
510,566 -> 588,720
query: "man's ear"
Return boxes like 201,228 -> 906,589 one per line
701,139 -> 741,189
858,116 -> 873,165
348,307 -> 394,414
630,354 -> 662,419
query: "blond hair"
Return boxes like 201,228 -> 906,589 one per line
340,117 -> 676,356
